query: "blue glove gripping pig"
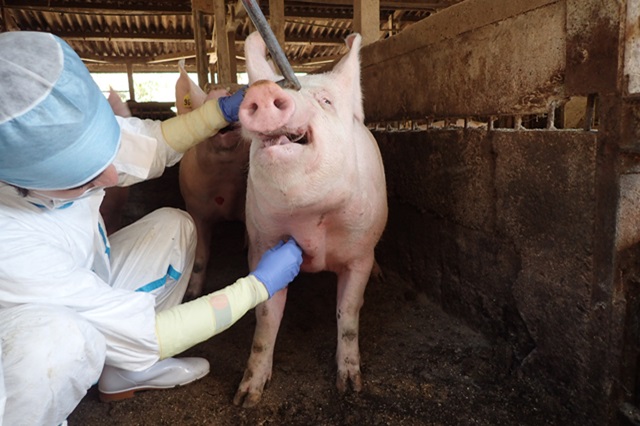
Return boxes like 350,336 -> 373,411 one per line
251,239 -> 303,297
217,86 -> 248,123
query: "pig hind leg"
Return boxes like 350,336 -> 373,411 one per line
184,215 -> 212,300
335,257 -> 374,393
233,289 -> 288,407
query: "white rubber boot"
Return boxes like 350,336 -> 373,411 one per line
98,357 -> 210,402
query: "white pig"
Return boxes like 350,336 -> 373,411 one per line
233,32 -> 388,407
175,62 -> 250,299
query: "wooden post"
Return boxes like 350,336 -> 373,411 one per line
227,27 -> 238,83
126,62 -> 135,101
1,6 -> 19,31
192,8 -> 209,89
269,0 -> 285,47
353,0 -> 380,46
214,0 -> 234,84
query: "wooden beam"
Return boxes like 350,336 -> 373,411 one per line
61,33 -> 201,42
59,32 -> 345,45
289,0 -> 458,10
126,63 -> 135,101
226,10 -> 239,82
354,0 -> 380,46
214,0 -> 234,84
2,0 -> 191,14
270,0 -> 286,46
192,8 -> 210,89
1,6 -> 19,31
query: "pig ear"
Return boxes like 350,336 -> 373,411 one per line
175,59 -> 207,114
107,87 -> 132,117
245,32 -> 281,84
331,33 -> 364,122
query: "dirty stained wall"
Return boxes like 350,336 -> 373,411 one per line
361,0 -> 629,424
375,129 -> 607,421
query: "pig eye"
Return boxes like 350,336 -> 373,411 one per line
320,97 -> 332,107
314,91 -> 333,108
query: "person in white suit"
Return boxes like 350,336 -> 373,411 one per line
0,31 -> 303,425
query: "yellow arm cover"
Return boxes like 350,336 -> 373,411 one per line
160,99 -> 229,153
155,275 -> 269,359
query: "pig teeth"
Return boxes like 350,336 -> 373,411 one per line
289,132 -> 306,144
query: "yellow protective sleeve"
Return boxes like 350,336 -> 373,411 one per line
155,275 -> 269,359
160,98 -> 229,153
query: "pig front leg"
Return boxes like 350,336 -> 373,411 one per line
233,288 -> 288,407
335,257 -> 373,393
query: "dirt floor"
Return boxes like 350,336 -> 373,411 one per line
68,170 -> 577,426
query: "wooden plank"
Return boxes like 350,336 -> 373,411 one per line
269,0 -> 286,47
4,0 -> 192,14
126,63 -> 135,101
361,0 -> 566,120
192,8 -> 210,89
354,0 -> 380,46
226,29 -> 239,83
193,0 -> 214,14
291,0 -> 459,10
1,7 -> 19,31
214,0 -> 234,84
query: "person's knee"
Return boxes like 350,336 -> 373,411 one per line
151,207 -> 193,225
4,305 -> 106,385
0,305 -> 106,424
151,207 -> 196,250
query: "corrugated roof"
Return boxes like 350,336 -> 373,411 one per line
1,0 -> 460,76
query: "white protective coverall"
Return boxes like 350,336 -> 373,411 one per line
0,116 -> 193,425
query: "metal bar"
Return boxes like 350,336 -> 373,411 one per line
241,0 -> 301,90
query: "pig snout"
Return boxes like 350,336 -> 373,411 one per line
239,80 -> 295,134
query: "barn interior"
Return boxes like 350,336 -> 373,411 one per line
2,1 -> 639,425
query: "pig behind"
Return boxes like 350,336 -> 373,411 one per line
233,32 -> 388,407
175,62 -> 250,299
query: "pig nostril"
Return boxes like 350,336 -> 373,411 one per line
273,98 -> 289,111
246,102 -> 258,115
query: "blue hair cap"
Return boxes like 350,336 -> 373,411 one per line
0,32 -> 121,190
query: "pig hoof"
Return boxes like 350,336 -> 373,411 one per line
233,388 -> 263,408
336,370 -> 363,394
183,281 -> 204,301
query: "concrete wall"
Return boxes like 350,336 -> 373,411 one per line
373,129 -> 618,423
359,0 -> 628,423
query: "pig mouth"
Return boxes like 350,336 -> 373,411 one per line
259,129 -> 309,147
219,125 -> 235,134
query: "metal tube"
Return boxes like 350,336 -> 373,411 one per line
241,0 -> 301,91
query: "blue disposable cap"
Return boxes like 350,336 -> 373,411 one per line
0,32 -> 121,190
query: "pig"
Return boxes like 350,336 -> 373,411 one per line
175,62 -> 250,299
232,31 -> 388,407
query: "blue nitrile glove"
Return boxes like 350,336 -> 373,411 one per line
217,86 -> 248,123
251,239 -> 303,297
